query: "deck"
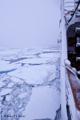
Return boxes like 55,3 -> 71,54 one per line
66,66 -> 80,111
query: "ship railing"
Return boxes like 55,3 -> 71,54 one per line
63,0 -> 80,23
64,0 -> 75,16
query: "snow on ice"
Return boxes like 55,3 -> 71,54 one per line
0,47 -> 61,120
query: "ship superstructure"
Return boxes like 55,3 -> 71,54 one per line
61,0 -> 80,120
64,0 -> 80,78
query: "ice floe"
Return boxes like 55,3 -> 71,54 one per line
0,47 -> 61,120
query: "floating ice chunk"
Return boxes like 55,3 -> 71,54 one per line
7,83 -> 14,87
18,58 -> 47,64
27,48 -> 42,54
0,89 -> 12,95
21,86 -> 61,120
11,77 -> 23,84
0,60 -> 16,72
6,95 -> 11,101
0,96 -> 3,101
0,81 -> 5,87
18,93 -> 28,99
12,88 -> 21,96
40,53 -> 60,58
8,65 -> 56,84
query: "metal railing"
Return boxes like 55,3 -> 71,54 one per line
64,0 -> 75,15
63,0 -> 80,24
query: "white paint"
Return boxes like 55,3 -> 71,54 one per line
60,0 -> 68,119
64,59 -> 71,66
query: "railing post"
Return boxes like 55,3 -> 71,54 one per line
61,0 -> 68,120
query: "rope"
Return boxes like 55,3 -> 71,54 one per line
68,0 -> 80,22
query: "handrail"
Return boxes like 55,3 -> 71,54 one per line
66,66 -> 80,111
64,0 -> 75,13
64,1 -> 74,4
65,6 -> 74,7
63,0 -> 80,21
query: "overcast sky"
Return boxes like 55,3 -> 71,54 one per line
0,0 -> 60,48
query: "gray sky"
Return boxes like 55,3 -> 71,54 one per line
0,0 -> 60,48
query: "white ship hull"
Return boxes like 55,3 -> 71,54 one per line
61,0 -> 80,119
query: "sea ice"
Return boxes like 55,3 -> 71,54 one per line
21,86 -> 61,120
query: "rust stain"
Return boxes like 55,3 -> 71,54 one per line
66,67 -> 80,111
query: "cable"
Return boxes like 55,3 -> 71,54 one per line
68,0 -> 80,23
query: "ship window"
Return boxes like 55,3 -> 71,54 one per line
68,37 -> 75,46
68,46 -> 75,52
